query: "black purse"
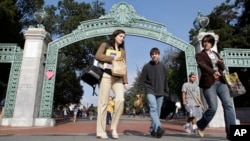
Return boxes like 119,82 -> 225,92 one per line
81,42 -> 109,96
81,59 -> 104,96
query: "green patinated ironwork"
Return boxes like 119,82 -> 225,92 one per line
0,43 -> 23,118
39,1 -> 198,117
220,48 -> 250,68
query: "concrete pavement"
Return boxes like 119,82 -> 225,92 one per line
0,115 -> 228,141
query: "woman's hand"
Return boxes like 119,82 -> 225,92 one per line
213,71 -> 221,79
217,58 -> 224,63
114,56 -> 122,61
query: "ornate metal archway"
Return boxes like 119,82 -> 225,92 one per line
39,2 -> 198,118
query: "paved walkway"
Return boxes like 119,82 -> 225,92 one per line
0,115 -> 228,141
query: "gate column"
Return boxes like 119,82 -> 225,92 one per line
9,27 -> 52,127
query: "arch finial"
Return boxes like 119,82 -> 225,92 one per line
99,1 -> 146,25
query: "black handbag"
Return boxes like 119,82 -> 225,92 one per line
81,59 -> 104,96
81,42 -> 109,96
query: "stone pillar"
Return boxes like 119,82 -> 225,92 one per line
10,27 -> 51,127
192,31 -> 225,127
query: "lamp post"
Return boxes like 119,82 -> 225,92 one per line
193,11 -> 209,32
34,8 -> 47,28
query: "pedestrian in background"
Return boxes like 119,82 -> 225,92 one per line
63,105 -> 69,121
106,96 -> 115,125
132,108 -> 136,118
73,105 -> 78,122
88,104 -> 95,121
182,73 -> 204,133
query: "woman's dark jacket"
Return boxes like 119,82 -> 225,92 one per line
195,50 -> 226,88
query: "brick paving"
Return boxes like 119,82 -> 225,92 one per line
0,115 -> 226,137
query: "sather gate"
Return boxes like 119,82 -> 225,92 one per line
0,2 -> 249,127
39,2 -> 198,119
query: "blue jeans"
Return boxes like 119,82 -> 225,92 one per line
147,94 -> 164,132
197,81 -> 236,137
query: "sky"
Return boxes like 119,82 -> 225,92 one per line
44,0 -> 226,107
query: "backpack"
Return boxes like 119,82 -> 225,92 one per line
81,43 -> 109,96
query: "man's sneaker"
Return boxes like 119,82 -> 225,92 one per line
150,131 -> 155,137
156,127 -> 165,138
183,125 -> 191,133
197,128 -> 204,137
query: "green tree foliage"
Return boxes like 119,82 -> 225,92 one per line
235,0 -> 250,27
0,0 -> 23,45
16,0 -> 44,30
53,53 -> 83,106
202,0 -> 249,50
233,0 -> 250,49
161,48 -> 186,99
